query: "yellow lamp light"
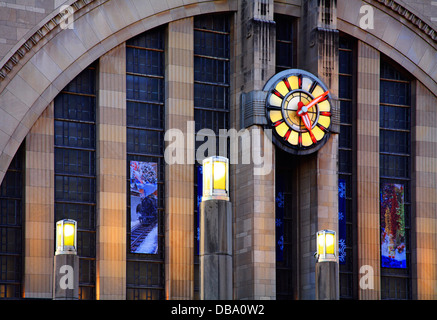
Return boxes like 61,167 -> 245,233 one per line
202,156 -> 229,201
55,219 -> 77,255
316,229 -> 336,262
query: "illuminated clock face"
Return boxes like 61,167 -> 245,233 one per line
264,69 -> 332,155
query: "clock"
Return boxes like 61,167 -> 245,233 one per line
264,69 -> 332,155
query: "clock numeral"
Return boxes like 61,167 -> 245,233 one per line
273,119 -> 285,127
283,78 -> 291,91
298,132 -> 302,147
298,74 -> 302,89
317,123 -> 328,132
309,81 -> 318,94
284,128 -> 291,141
320,112 -> 331,117
272,89 -> 284,99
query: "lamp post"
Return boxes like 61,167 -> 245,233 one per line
200,156 -> 233,300
53,219 -> 79,300
315,230 -> 339,300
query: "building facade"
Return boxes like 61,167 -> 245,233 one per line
0,0 -> 436,300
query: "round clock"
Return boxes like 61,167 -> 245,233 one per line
264,69 -> 332,155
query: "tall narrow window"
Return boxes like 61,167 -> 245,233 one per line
275,14 -> 296,73
0,144 -> 24,299
126,28 -> 165,300
338,36 -> 356,299
379,57 -> 411,300
54,64 -> 97,299
193,14 -> 230,299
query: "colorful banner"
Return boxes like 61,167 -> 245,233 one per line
275,180 -> 284,262
380,183 -> 406,268
338,179 -> 347,265
196,165 -> 203,255
130,161 -> 158,254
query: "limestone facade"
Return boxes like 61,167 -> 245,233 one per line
0,0 -> 436,300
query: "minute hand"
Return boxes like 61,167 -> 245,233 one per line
303,90 -> 329,112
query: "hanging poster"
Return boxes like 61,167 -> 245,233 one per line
130,161 -> 158,254
380,183 -> 406,268
275,179 -> 285,262
338,179 -> 347,265
196,165 -> 203,255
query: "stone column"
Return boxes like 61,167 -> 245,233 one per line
356,41 -> 381,300
299,0 -> 340,299
24,103 -> 54,298
413,81 -> 437,299
233,0 -> 276,300
96,43 -> 127,300
200,200 -> 232,300
164,17 -> 195,300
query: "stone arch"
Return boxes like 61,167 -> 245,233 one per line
0,0 -> 436,183
337,0 -> 437,92
0,0 -> 236,182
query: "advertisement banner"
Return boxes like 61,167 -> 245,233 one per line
338,179 -> 347,265
380,183 -> 406,268
130,161 -> 158,254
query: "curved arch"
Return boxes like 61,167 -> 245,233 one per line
337,0 -> 437,93
0,0 -> 436,183
0,0 -> 236,181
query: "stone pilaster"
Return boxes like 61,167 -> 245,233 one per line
356,41 -> 381,300
298,0 -> 339,299
96,43 -> 127,300
233,0 -> 276,300
165,17 -> 195,300
24,102 -> 54,298
413,81 -> 437,299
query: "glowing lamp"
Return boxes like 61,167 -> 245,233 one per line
202,156 -> 229,201
55,219 -> 77,255
317,229 -> 336,262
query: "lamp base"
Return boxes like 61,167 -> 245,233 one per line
200,199 -> 233,300
53,253 -> 79,300
315,261 -> 339,300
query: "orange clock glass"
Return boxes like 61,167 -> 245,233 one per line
264,69 -> 332,155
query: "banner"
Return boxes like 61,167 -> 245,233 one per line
338,179 -> 347,265
130,161 -> 158,254
275,179 -> 284,262
380,183 -> 406,268
196,165 -> 203,255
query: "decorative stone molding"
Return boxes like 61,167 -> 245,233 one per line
0,0 -> 434,87
374,0 -> 437,43
0,0 -> 102,82
240,90 -> 268,129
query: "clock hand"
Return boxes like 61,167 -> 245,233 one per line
304,90 -> 329,111
297,90 -> 329,115
301,113 -> 317,143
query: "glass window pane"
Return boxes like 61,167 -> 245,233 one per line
126,27 -> 165,300
339,50 -> 352,74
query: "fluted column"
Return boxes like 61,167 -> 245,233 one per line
413,81 -> 437,299
96,43 -> 127,299
24,102 -> 54,298
356,41 -> 380,300
299,0 -> 340,299
233,0 -> 276,300
165,17 -> 195,300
